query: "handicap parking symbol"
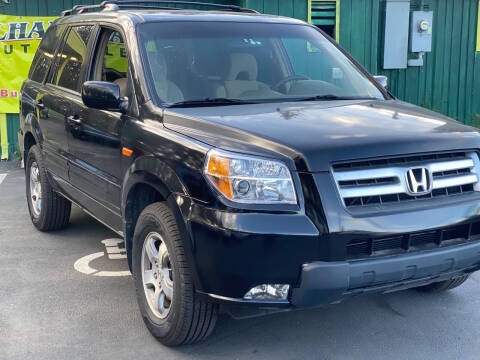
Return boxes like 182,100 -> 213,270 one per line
74,238 -> 131,277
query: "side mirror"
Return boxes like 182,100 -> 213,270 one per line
81,81 -> 128,113
373,75 -> 388,89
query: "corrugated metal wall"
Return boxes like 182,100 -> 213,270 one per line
378,0 -> 480,126
338,0 -> 380,73
0,1 -> 97,16
246,0 -> 308,20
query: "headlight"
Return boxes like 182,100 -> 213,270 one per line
204,149 -> 297,204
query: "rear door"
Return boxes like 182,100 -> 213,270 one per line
26,24 -> 69,180
43,24 -> 96,195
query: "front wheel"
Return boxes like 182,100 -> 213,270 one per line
132,202 -> 217,346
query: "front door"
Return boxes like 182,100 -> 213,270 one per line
67,27 -> 132,230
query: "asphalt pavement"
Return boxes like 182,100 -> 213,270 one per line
1,164 -> 480,360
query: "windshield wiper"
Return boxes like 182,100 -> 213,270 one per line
292,94 -> 380,102
166,98 -> 255,108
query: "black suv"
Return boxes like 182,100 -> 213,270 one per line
19,1 -> 480,346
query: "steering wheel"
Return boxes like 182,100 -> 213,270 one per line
271,74 -> 310,92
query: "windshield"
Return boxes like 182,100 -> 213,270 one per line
138,21 -> 385,105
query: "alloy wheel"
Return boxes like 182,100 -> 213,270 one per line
29,162 -> 42,217
141,232 -> 174,319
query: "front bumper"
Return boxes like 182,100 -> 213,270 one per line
291,241 -> 480,307
181,177 -> 480,307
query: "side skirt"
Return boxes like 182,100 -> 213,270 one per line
51,172 -> 124,236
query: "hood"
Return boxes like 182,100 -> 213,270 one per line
163,99 -> 480,172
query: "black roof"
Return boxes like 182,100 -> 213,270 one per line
56,1 -> 305,25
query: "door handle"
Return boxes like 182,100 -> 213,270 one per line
36,100 -> 48,117
67,115 -> 81,125
36,101 -> 45,109
67,115 -> 82,134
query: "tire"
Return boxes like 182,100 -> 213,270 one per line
415,275 -> 470,293
26,145 -> 71,231
132,202 -> 217,346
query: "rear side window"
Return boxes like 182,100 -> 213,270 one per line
51,25 -> 94,92
29,25 -> 64,83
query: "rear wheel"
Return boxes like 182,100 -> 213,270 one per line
132,202 -> 217,346
26,145 -> 71,231
415,275 -> 470,292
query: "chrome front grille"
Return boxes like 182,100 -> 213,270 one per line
332,151 -> 480,208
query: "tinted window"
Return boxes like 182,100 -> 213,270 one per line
29,25 -> 64,83
52,25 -> 93,91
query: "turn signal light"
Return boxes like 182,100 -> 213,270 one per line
122,147 -> 134,157
206,153 -> 233,199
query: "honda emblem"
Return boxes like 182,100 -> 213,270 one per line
406,167 -> 432,195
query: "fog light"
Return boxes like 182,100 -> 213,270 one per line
243,284 -> 290,301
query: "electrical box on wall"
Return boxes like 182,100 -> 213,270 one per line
410,11 -> 433,52
407,10 -> 433,66
383,0 -> 410,70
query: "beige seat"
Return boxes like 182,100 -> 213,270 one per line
224,53 -> 269,98
114,78 -> 127,97
189,54 -> 227,99
148,52 -> 184,103
204,78 -> 227,98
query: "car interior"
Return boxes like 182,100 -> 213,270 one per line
142,34 -> 378,104
92,30 -> 130,97
144,37 -> 290,103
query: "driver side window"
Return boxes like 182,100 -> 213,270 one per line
91,29 -> 130,99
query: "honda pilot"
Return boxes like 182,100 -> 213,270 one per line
19,1 -> 480,346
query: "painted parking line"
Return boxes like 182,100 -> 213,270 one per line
0,173 -> 6,186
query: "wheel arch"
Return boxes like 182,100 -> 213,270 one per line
121,157 -> 201,288
22,112 -> 43,161
24,131 -> 36,155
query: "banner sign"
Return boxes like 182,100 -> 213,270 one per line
0,15 -> 56,113
106,32 -> 128,74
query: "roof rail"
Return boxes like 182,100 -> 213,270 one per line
60,0 -> 259,17
61,2 -> 117,16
